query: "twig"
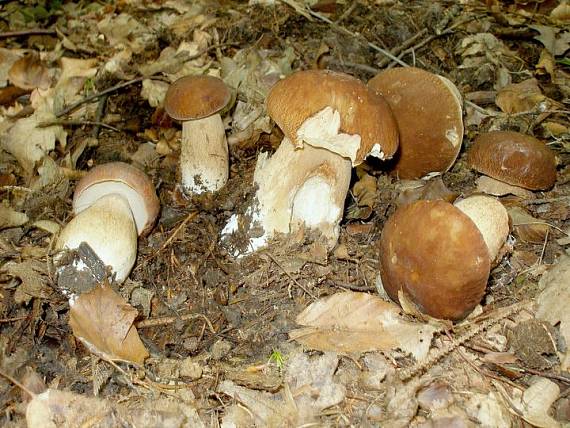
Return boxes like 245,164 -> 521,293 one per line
55,77 -> 145,118
91,94 -> 109,139
0,29 -> 56,38
399,301 -> 531,381
136,312 -> 216,333
377,29 -> 429,68
388,15 -> 481,68
0,316 -> 29,323
37,120 -> 121,132
278,0 -> 408,67
150,212 -> 198,259
523,196 -> 570,205
0,368 -> 36,398
264,252 -> 317,299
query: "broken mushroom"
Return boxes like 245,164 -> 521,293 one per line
164,75 -> 231,194
56,162 -> 160,283
379,200 -> 491,320
368,67 -> 463,179
467,131 -> 557,192
223,69 -> 398,254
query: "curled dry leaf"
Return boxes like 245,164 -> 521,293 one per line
290,291 -> 437,361
508,206 -> 549,244
536,255 -> 570,370
530,25 -> 570,56
69,282 -> 149,365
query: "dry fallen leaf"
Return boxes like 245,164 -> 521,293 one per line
475,176 -> 534,198
495,78 -> 547,114
69,282 -> 149,365
8,52 -> 51,90
508,206 -> 550,244
26,388 -> 204,428
0,205 -> 28,229
4,260 -> 52,304
531,25 -> 570,56
290,291 -> 437,360
500,377 -> 561,428
536,255 -> 570,370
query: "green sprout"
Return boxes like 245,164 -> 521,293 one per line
83,77 -> 96,94
268,349 -> 286,369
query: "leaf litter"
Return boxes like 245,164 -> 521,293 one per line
0,0 -> 569,426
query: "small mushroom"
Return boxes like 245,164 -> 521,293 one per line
164,75 -> 231,194
56,162 -> 160,283
467,131 -> 557,192
379,200 -> 491,320
223,69 -> 398,253
368,67 -> 463,179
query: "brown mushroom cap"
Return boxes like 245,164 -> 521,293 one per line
267,69 -> 399,164
379,200 -> 490,320
73,162 -> 160,236
164,75 -> 231,121
368,67 -> 463,179
467,131 -> 557,190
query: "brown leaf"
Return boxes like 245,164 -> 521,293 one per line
495,78 -> 547,113
7,52 -> 51,90
508,206 -> 549,243
531,25 -> 570,56
290,291 -> 437,360
69,282 -> 149,365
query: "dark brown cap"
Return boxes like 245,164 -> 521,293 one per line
368,67 -> 463,179
164,75 -> 231,121
467,131 -> 557,190
379,200 -> 490,320
267,69 -> 399,164
73,162 -> 160,237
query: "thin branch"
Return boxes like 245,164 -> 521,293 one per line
38,120 -> 121,132
0,29 -> 57,38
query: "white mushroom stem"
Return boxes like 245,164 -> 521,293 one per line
56,194 -> 138,283
180,114 -> 228,194
251,138 -> 351,249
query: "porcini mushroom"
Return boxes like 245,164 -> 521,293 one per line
467,131 -> 557,192
56,162 -> 160,283
223,69 -> 398,254
368,67 -> 464,179
379,200 -> 491,320
164,75 -> 231,194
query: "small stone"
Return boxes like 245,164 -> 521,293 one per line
417,381 -> 453,411
211,339 -> 232,360
179,358 -> 203,380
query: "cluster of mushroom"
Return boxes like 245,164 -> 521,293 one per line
56,162 -> 160,284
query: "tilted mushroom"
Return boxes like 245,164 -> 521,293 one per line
368,67 -> 463,179
467,131 -> 557,193
56,162 -> 160,283
164,75 -> 231,194
223,69 -> 399,254
379,195 -> 509,320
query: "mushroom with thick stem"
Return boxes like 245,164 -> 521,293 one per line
467,131 -> 557,193
368,67 -> 464,179
164,75 -> 231,194
222,69 -> 399,254
56,162 -> 160,284
379,196 -> 510,320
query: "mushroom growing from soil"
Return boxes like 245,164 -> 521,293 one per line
379,196 -> 509,320
467,131 -> 557,193
56,162 -> 160,283
368,67 -> 463,179
164,75 -> 231,194
223,69 -> 399,254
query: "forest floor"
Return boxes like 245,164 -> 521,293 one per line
0,0 -> 569,426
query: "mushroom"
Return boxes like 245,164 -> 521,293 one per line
223,69 -> 398,254
164,75 -> 231,194
379,199 -> 492,320
56,162 -> 160,283
467,131 -> 557,193
368,67 -> 463,179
